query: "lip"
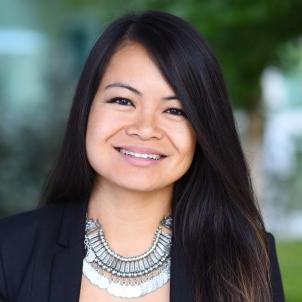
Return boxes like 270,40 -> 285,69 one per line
113,145 -> 168,157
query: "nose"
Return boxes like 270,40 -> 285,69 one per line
125,110 -> 163,140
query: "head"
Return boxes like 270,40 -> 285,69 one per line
44,10 -> 236,199
41,10 -> 271,302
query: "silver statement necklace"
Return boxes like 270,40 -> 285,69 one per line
82,214 -> 173,298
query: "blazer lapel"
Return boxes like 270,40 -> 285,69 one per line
49,199 -> 88,302
49,198 -> 193,302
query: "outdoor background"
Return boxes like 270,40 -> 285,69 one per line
0,0 -> 301,300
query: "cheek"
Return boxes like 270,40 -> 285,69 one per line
86,108 -> 120,144
85,111 -> 119,173
179,135 -> 196,178
172,126 -> 196,160
166,128 -> 196,184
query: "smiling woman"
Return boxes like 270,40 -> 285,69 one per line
0,10 -> 284,302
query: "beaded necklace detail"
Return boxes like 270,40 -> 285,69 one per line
82,214 -> 173,298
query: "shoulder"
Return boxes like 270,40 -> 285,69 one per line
265,232 -> 280,270
266,231 -> 276,246
266,231 -> 277,254
266,232 -> 285,302
0,203 -> 65,249
266,231 -> 280,265
0,204 -> 67,300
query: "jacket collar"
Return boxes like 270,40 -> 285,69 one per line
50,198 -> 193,301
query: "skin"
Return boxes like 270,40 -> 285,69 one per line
80,41 -> 196,302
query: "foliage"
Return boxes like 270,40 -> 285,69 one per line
277,240 -> 302,302
62,0 -> 302,111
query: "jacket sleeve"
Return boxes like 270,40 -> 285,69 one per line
267,232 -> 285,302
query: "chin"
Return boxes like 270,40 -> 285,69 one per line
118,182 -> 162,193
96,172 -> 174,192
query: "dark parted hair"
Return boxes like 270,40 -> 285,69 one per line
40,10 -> 272,302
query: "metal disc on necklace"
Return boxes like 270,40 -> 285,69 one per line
160,216 -> 173,229
107,282 -> 118,296
99,274 -> 110,288
85,249 -> 96,263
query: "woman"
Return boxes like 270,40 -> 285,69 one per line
0,10 -> 284,302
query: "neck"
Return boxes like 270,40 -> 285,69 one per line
87,177 -> 173,256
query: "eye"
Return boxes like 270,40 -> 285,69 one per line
106,97 -> 134,106
165,108 -> 187,118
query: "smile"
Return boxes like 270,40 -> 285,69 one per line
122,148 -> 163,160
115,147 -> 165,160
113,146 -> 167,167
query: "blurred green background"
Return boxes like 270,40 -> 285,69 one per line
0,0 -> 301,300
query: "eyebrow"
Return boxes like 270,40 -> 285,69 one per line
104,82 -> 179,101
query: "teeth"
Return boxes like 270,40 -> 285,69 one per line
119,148 -> 162,160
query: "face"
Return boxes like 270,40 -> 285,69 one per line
85,42 -> 196,193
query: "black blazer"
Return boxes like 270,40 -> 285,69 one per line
0,199 -> 285,302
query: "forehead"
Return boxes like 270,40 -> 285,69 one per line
99,42 -> 174,93
108,41 -> 154,68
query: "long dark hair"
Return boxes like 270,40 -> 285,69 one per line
40,10 -> 272,301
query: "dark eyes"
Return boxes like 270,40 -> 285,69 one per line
106,97 -> 187,118
165,108 -> 187,117
107,97 -> 132,106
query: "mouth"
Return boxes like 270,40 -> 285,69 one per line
114,147 -> 167,161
